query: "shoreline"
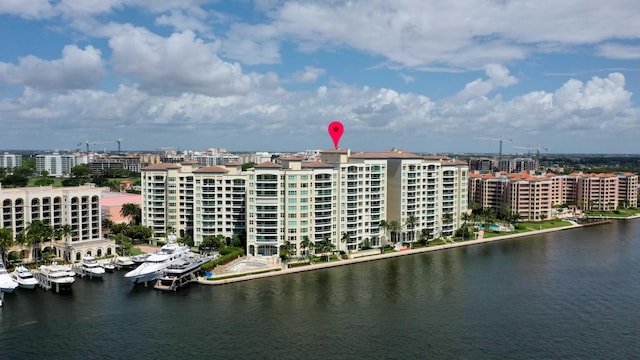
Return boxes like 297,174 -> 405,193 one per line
198,219 -> 620,286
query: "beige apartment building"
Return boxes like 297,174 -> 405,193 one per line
142,148 -> 469,257
0,183 -> 114,262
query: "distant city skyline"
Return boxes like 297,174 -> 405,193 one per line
1,1 -> 640,153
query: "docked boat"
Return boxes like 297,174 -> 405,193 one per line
10,266 -> 39,289
73,256 -> 106,279
124,241 -> 190,285
111,256 -> 135,270
0,260 -> 19,293
131,253 -> 149,265
102,261 -> 116,272
33,263 -> 75,293
154,255 -> 212,291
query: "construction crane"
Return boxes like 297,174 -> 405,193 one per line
513,144 -> 548,159
78,138 -> 123,153
475,136 -> 514,160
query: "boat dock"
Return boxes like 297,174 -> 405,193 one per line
154,271 -> 199,291
154,256 -> 211,291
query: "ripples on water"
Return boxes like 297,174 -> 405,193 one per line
1,221 -> 640,359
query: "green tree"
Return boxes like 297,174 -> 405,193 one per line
387,220 -> 402,244
25,220 -> 54,264
341,232 -> 351,250
0,228 -> 13,265
120,203 -> 142,225
33,177 -> 55,186
56,224 -> 74,261
279,240 -> 293,262
301,235 -> 312,259
318,236 -> 335,262
241,162 -> 256,171
404,215 -> 417,246
71,164 -> 91,178
112,233 -> 132,256
419,228 -> 432,245
378,219 -> 390,252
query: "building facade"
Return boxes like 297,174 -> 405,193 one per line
142,148 -> 469,258
469,171 -> 638,220
0,184 -> 114,262
0,152 -> 22,170
36,153 -> 78,177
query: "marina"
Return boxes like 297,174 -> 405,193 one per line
124,237 -> 191,285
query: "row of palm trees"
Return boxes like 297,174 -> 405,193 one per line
378,215 -> 436,247
281,235 -> 337,262
0,220 -> 75,265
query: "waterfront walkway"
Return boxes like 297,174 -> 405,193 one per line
198,221 -> 585,286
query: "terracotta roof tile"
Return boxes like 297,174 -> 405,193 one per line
301,161 -> 335,169
193,166 -> 229,173
254,161 -> 282,169
142,163 -> 181,170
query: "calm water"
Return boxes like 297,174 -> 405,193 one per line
2,221 -> 639,359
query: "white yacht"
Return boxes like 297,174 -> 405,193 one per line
33,263 -> 75,293
111,256 -> 135,270
124,240 -> 190,285
154,255 -> 212,291
10,266 -> 39,289
0,260 -> 19,293
73,256 -> 106,279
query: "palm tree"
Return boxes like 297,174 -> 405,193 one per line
318,235 -> 335,262
0,228 -> 13,265
442,213 -> 454,239
301,236 -> 311,260
56,224 -> 74,261
120,203 -> 141,225
341,232 -> 351,251
404,215 -> 417,247
419,228 -> 432,245
25,220 -> 53,264
279,240 -> 294,262
102,217 -> 114,234
378,220 -> 390,252
112,233 -> 132,256
14,230 -> 27,262
387,220 -> 402,244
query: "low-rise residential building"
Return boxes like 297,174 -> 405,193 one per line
0,183 -> 115,262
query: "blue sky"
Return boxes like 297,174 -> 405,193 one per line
1,1 -> 640,154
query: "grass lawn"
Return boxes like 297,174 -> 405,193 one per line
584,208 -> 640,218
482,219 -> 573,238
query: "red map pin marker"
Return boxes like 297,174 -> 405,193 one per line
328,121 -> 344,149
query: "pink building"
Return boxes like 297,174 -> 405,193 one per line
101,191 -> 142,223
469,171 -> 638,221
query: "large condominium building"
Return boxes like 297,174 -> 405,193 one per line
192,164 -> 246,244
36,153 -> 78,177
618,173 -> 639,208
141,148 -> 469,257
0,152 -> 22,169
469,171 -> 638,220
141,162 -> 192,239
0,184 -> 114,261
